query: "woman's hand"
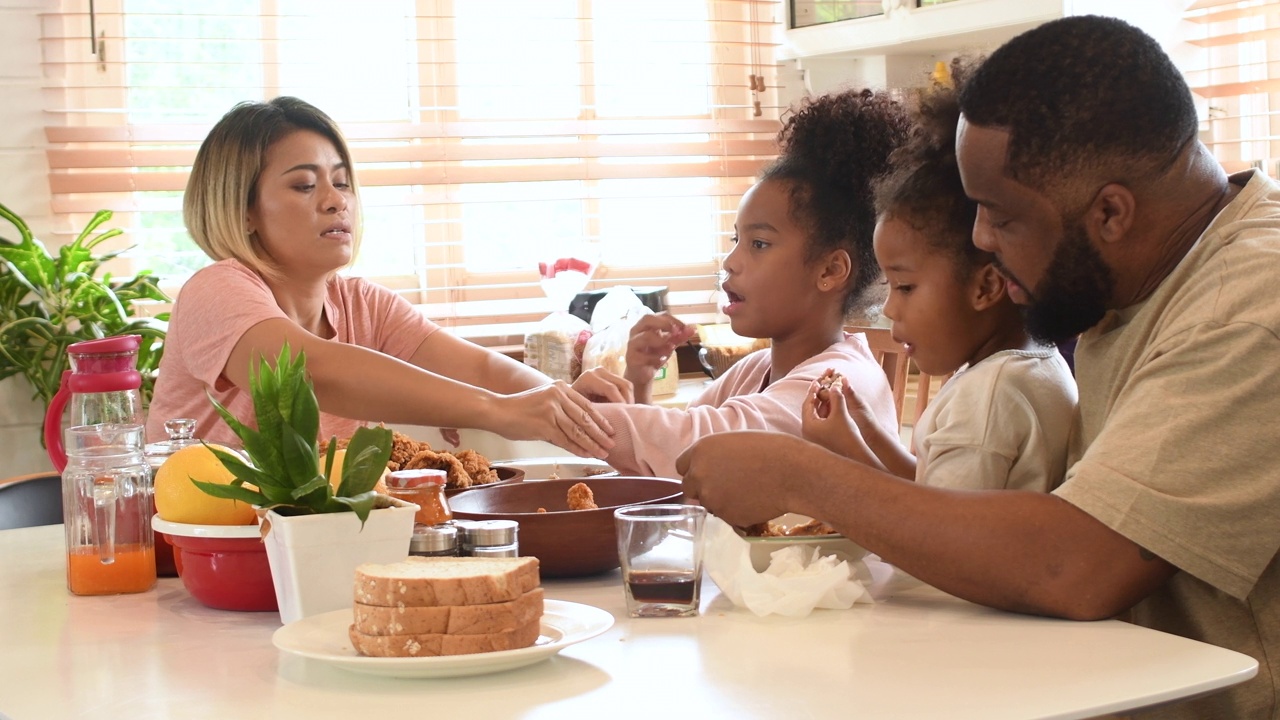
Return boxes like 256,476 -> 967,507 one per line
489,381 -> 617,459
802,372 -> 883,469
572,367 -> 634,404
624,313 -> 696,402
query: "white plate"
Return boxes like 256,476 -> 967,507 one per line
152,515 -> 262,539
490,457 -> 619,480
271,599 -> 614,678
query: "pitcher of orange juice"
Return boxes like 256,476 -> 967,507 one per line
62,423 -> 156,596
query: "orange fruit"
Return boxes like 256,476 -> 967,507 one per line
154,444 -> 257,525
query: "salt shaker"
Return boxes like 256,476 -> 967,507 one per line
409,523 -> 458,557
457,519 -> 519,557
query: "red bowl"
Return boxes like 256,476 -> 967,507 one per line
152,517 -> 277,612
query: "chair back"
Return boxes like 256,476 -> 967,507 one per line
0,472 -> 63,531
849,327 -> 950,428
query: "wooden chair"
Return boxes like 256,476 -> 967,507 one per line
848,326 -> 949,429
0,472 -> 63,531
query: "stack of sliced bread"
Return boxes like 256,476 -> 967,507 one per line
349,556 -> 543,657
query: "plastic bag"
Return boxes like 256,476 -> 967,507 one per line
524,257 -> 594,383
581,286 -> 647,377
582,286 -> 680,396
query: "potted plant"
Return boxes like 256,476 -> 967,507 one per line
0,202 -> 168,458
193,344 -> 416,624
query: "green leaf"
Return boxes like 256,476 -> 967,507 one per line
337,426 -> 393,497
280,424 -> 320,491
190,479 -> 267,507
289,474 -> 330,501
322,436 -> 338,481
329,490 -> 380,526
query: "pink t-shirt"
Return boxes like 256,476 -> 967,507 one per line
595,332 -> 899,479
146,259 -> 440,447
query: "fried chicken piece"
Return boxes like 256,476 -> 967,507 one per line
387,431 -> 426,472
567,482 -> 598,511
403,448 -> 472,489
454,449 -> 498,486
779,518 -> 836,536
741,522 -> 773,537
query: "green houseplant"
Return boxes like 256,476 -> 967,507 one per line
194,344 -> 395,523
0,202 -> 169,421
193,344 -> 416,624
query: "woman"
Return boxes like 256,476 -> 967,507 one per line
147,96 -> 628,457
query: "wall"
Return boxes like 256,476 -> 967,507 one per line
1,0 -> 57,474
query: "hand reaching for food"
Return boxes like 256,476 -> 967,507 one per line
438,428 -> 461,448
489,381 -> 616,459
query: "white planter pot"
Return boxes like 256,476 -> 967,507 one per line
263,501 -> 417,625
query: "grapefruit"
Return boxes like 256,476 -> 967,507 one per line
154,444 -> 257,525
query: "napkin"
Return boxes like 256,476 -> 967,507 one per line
703,515 -> 872,617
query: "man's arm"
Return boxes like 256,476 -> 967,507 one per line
677,431 -> 1177,620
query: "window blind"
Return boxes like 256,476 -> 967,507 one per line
1183,0 -> 1280,174
41,0 -> 782,348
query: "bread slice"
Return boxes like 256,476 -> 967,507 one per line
353,556 -> 540,608
352,587 -> 544,636
348,618 -> 542,657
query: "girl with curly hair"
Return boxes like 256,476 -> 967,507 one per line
591,88 -> 910,479
801,60 -> 1077,493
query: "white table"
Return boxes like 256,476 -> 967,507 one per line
0,525 -> 1256,720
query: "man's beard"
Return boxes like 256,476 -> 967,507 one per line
1014,220 -> 1114,345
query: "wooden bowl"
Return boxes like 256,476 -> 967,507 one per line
448,477 -> 684,577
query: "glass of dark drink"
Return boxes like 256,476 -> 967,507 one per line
614,504 -> 707,618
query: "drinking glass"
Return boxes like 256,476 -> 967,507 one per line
614,504 -> 706,618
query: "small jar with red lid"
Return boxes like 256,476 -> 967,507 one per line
385,469 -> 452,526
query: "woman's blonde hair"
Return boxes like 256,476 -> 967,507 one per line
183,96 -> 362,281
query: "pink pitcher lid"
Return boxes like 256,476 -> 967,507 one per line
68,335 -> 141,357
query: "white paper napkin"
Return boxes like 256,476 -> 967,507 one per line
703,515 -> 872,617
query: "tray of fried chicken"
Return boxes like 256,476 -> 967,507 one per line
324,431 -> 508,490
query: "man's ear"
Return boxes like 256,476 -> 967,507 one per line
818,249 -> 852,291
970,262 -> 1008,311
1089,183 -> 1136,245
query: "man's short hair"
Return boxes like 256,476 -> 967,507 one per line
958,15 -> 1198,199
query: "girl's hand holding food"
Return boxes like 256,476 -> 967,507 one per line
623,313 -> 696,398
802,373 -> 884,470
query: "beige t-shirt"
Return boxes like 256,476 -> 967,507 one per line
146,259 -> 440,448
914,347 -> 1077,493
1055,170 -> 1280,720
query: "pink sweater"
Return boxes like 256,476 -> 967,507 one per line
146,259 -> 440,447
595,333 -> 898,479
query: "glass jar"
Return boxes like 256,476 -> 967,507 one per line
62,423 -> 156,596
385,469 -> 452,526
409,523 -> 458,557
142,418 -> 201,578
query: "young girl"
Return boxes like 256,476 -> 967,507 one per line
148,97 -> 629,457
591,88 -> 912,478
802,61 -> 1077,492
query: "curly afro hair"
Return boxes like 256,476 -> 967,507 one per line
874,57 -> 988,279
760,88 -> 911,317
958,16 -> 1197,201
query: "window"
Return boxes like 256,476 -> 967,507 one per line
42,0 -> 780,347
790,1 -> 882,28
1182,0 -> 1280,175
